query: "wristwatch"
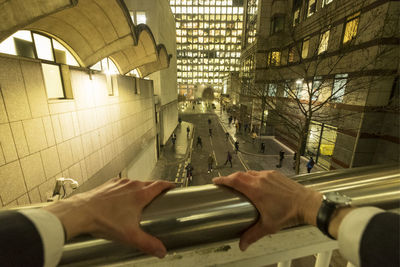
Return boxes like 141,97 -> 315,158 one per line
316,192 -> 352,239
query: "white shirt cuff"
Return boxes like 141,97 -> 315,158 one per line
338,207 -> 384,266
18,209 -> 65,267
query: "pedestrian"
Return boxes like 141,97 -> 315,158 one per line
208,118 -> 211,125
196,136 -> 202,148
225,132 -> 230,141
234,140 -> 239,153
207,154 -> 214,173
185,163 -> 194,183
186,126 -> 190,138
251,131 -> 257,144
209,128 -> 212,137
178,117 -> 182,124
260,142 -> 265,153
307,157 -> 315,173
228,116 -> 232,125
192,105 -> 195,110
276,150 -> 285,168
171,133 -> 176,145
224,151 -> 232,167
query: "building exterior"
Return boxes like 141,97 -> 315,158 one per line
0,0 -> 173,207
169,0 -> 245,98
124,0 -> 178,147
239,0 -> 399,169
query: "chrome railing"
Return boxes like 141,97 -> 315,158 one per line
59,164 -> 400,266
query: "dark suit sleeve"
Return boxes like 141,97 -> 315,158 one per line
360,212 -> 400,267
0,211 -> 44,267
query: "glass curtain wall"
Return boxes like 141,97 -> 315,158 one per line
305,121 -> 337,169
170,0 -> 244,97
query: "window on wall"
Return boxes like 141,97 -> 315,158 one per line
293,8 -> 300,26
322,0 -> 333,7
331,73 -> 348,102
268,83 -> 277,96
271,15 -> 285,34
343,12 -> 360,44
283,80 -> 291,97
312,76 -> 322,101
136,11 -> 147,24
301,38 -> 310,59
307,0 -> 316,17
318,30 -> 330,54
267,51 -> 281,66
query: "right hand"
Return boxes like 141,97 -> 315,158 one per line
213,170 -> 322,251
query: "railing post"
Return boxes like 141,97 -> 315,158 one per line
346,262 -> 357,267
315,250 -> 333,267
277,260 -> 292,267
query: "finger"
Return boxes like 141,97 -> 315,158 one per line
239,221 -> 266,251
128,229 -> 167,258
142,181 -> 175,203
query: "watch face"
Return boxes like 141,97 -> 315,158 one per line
325,192 -> 352,205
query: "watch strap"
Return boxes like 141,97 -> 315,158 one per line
317,198 -> 336,239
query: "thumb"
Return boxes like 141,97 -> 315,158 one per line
239,221 -> 267,251
129,228 -> 167,259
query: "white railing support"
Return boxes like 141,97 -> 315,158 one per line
315,250 -> 333,267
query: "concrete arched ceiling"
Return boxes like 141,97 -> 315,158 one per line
138,45 -> 171,77
110,25 -> 158,75
0,0 -> 171,74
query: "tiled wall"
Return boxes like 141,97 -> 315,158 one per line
0,55 -> 157,208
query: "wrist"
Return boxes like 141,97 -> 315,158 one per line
298,189 -> 323,226
43,196 -> 95,240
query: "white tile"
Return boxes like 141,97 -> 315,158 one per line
57,141 -> 73,170
20,60 -> 49,118
51,115 -> 63,144
0,161 -> 27,204
0,57 -> 31,122
17,193 -> 31,206
20,152 -> 46,190
28,187 -> 42,204
41,146 -> 61,179
0,93 -> 8,123
70,136 -> 84,162
59,112 -> 75,141
0,123 -> 18,163
42,116 -> 56,146
10,121 -> 29,158
23,118 -> 48,153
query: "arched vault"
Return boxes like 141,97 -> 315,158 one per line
0,0 -> 171,73
138,44 -> 172,77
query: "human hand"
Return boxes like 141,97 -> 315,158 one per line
213,170 -> 322,251
44,178 -> 174,258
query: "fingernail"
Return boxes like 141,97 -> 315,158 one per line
240,242 -> 249,251
155,250 -> 166,258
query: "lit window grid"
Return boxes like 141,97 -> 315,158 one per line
171,1 -> 244,92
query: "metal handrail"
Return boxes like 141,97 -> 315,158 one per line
59,164 -> 400,266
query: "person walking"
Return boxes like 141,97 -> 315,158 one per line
228,116 -> 232,125
208,118 -> 212,125
178,117 -> 182,125
185,163 -> 193,183
186,126 -> 190,138
171,133 -> 176,145
276,150 -> 285,168
251,131 -> 257,144
307,157 -> 315,173
209,128 -> 213,137
234,140 -> 239,153
225,132 -> 230,141
207,154 -> 214,173
224,151 -> 232,167
260,142 -> 265,153
196,136 -> 202,148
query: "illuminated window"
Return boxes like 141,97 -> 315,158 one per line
331,74 -> 348,102
33,33 -> 54,61
318,30 -> 330,54
293,8 -> 300,26
301,38 -> 310,59
136,11 -> 147,24
267,51 -> 281,66
311,76 -> 322,100
268,83 -> 277,96
307,0 -> 316,17
343,12 -> 360,44
42,63 -> 64,99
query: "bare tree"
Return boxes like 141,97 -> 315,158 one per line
241,0 -> 399,173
